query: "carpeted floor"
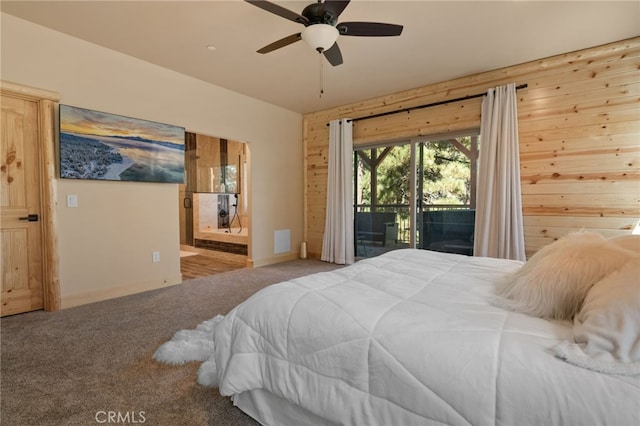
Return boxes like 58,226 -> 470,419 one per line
0,259 -> 343,426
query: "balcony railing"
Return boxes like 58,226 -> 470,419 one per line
355,204 -> 474,256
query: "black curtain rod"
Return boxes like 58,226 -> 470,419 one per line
327,83 -> 528,126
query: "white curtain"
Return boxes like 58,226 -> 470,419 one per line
321,119 -> 354,265
474,83 -> 526,261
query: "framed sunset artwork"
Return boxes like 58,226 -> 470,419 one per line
59,104 -> 185,183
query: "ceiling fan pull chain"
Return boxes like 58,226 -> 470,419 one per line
319,51 -> 324,98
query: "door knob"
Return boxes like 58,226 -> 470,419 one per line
19,214 -> 39,222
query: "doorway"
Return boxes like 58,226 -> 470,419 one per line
354,131 -> 479,258
178,132 -> 250,279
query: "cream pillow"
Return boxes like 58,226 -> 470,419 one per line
495,231 -> 637,320
608,234 -> 640,253
554,259 -> 640,375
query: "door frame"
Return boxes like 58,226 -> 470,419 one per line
2,80 -> 60,311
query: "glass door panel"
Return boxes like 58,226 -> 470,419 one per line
418,136 -> 478,255
354,143 -> 411,258
354,133 -> 478,259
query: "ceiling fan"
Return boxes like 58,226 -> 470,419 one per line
245,0 -> 404,66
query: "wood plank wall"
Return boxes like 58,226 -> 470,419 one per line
303,37 -> 640,259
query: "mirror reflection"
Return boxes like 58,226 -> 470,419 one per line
186,134 -> 244,193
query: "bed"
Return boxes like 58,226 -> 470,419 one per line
155,243 -> 640,425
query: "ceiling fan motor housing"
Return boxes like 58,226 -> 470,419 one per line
301,3 -> 338,26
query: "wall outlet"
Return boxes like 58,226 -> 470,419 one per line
152,251 -> 160,263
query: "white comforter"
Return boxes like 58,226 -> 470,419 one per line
206,249 -> 640,425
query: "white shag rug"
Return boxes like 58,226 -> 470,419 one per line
153,315 -> 223,387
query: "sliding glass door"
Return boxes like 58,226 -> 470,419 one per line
354,133 -> 478,258
354,142 -> 412,258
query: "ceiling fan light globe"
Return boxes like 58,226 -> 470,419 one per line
301,24 -> 339,52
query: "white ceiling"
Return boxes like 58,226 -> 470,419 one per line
2,1 -> 639,114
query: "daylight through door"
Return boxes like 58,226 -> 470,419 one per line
354,132 -> 479,258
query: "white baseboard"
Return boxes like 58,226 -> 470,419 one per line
250,252 -> 299,268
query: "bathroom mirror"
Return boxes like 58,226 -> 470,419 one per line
200,165 -> 237,193
185,133 -> 245,194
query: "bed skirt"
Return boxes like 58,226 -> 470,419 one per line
234,389 -> 338,426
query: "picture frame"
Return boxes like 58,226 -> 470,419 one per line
59,104 -> 185,183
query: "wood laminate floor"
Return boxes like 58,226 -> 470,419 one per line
180,253 -> 246,280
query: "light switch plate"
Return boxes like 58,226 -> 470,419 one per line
67,194 -> 78,208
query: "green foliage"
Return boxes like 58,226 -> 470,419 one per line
378,146 -> 411,206
356,137 -> 473,209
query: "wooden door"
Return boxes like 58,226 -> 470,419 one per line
1,95 -> 44,315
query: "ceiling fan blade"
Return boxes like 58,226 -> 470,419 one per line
323,43 -> 343,66
337,22 -> 404,37
321,0 -> 351,18
257,33 -> 302,54
245,0 -> 308,25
